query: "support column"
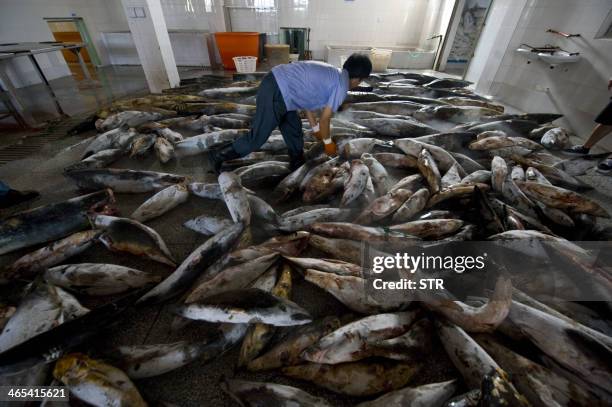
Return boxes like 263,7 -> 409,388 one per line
121,0 -> 180,93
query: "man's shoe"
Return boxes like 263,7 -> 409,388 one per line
289,153 -> 305,172
563,145 -> 590,156
208,144 -> 240,174
0,189 -> 40,209
596,158 -> 612,174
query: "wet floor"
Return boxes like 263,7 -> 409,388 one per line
0,65 -> 227,143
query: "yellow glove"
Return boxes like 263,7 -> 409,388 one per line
323,137 -> 337,156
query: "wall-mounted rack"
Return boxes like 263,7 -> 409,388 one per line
519,43 -> 559,53
546,29 -> 581,38
518,43 -> 579,56
516,43 -> 581,67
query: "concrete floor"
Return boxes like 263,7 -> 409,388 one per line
0,65 -> 225,145
5,66 -> 147,126
0,66 -> 612,405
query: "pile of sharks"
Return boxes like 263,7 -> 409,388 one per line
0,71 -> 610,406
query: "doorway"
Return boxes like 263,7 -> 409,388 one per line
45,17 -> 101,79
440,0 -> 493,78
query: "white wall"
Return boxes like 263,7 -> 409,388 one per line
0,0 -> 128,87
0,0 -> 224,86
102,31 -> 214,66
161,0 -> 226,31
103,0 -> 221,68
0,0 -> 128,65
465,0 -> 528,92
1,0 -> 458,84
227,0 -> 456,60
420,0 -> 456,50
467,0 -> 612,148
161,0 -> 213,30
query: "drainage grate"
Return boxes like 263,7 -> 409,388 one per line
0,117 -> 84,167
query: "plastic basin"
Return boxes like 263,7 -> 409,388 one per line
215,32 -> 260,70
371,48 -> 393,72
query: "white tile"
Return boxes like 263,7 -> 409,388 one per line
482,0 -> 612,138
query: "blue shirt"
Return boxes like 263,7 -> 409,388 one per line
272,61 -> 349,112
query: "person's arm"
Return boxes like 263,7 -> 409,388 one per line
306,110 -> 322,140
305,111 -> 318,128
319,106 -> 336,155
319,107 -> 333,139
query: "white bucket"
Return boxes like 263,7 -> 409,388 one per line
370,48 -> 393,72
232,56 -> 257,73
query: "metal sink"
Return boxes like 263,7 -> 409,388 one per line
515,47 -> 533,56
516,46 -> 581,66
537,51 -> 581,65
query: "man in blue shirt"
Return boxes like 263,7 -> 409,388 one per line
209,54 -> 372,173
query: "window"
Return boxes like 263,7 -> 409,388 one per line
185,0 -> 195,13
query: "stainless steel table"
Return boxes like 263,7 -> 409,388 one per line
0,52 -> 33,127
0,42 -> 93,127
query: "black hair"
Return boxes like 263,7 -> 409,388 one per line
343,53 -> 372,79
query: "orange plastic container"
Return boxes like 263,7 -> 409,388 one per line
215,32 -> 260,70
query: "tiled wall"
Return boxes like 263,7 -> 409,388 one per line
103,31 -> 213,66
1,0 -> 456,84
225,0 -> 279,34
160,0 -> 217,30
107,0 -> 222,67
465,0 -> 527,94
295,0 -> 455,60
0,0 -> 224,87
226,0 -> 455,60
468,0 -> 612,148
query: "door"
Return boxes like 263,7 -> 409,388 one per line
45,17 -> 101,79
442,0 -> 493,78
48,21 -> 90,63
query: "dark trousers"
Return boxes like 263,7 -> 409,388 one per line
595,99 -> 612,126
0,181 -> 9,196
232,72 -> 304,158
